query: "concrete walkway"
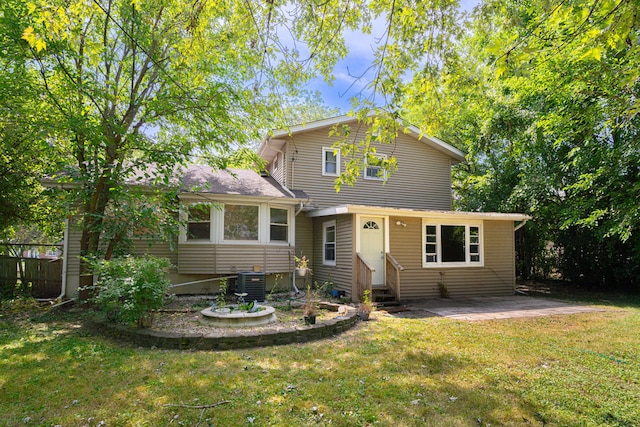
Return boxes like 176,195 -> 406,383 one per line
381,295 -> 605,321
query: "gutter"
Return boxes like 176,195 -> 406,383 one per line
514,218 -> 529,232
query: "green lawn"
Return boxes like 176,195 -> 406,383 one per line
1,292 -> 639,426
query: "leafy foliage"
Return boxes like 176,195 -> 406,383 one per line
2,0 -> 465,289
90,255 -> 171,326
0,1 -> 62,235
405,0 -> 640,290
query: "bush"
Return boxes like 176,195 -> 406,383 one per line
89,256 -> 171,327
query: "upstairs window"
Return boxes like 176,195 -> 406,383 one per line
365,154 -> 387,180
187,204 -> 211,240
269,207 -> 289,242
322,147 -> 340,176
422,222 -> 483,267
224,204 -> 259,241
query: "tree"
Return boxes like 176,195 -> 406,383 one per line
0,1 -> 60,236
404,0 -> 640,289
11,0 -> 467,294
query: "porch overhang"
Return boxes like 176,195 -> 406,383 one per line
306,204 -> 531,223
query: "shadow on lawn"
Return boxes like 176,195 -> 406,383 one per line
0,309 -> 544,426
518,280 -> 640,308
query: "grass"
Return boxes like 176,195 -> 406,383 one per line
1,290 -> 639,426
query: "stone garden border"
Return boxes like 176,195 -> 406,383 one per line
90,302 -> 360,350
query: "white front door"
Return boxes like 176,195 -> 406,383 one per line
360,217 -> 385,286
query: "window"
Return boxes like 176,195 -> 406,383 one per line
224,204 -> 259,241
269,207 -> 289,242
322,147 -> 340,176
365,154 -> 386,180
422,221 -> 482,267
187,204 -> 211,240
363,220 -> 379,230
323,221 -> 336,265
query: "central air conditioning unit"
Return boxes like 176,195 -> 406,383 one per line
237,272 -> 266,302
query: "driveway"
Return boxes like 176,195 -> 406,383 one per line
380,295 -> 605,321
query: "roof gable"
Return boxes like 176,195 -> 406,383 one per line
258,114 -> 466,164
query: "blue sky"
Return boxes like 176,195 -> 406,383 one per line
305,0 -> 480,112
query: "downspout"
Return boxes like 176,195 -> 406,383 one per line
58,218 -> 69,300
514,218 -> 529,232
290,203 -> 306,294
290,247 -> 300,294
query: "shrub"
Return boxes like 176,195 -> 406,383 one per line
89,256 -> 171,327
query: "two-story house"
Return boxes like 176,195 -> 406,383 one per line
258,115 -> 529,301
58,115 -> 528,301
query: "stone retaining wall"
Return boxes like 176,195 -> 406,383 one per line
90,305 -> 359,351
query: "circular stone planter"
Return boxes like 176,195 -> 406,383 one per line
200,305 -> 277,327
90,302 -> 359,350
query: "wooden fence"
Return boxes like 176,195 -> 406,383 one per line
0,251 -> 63,299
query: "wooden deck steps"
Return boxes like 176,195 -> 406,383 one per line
372,286 -> 398,305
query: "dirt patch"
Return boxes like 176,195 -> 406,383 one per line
151,295 -> 341,336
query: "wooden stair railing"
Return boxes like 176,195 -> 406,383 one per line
385,253 -> 404,302
355,252 -> 375,302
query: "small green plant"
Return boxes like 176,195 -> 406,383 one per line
304,285 -> 317,317
295,254 -> 311,277
0,295 -> 41,312
339,296 -> 352,304
216,277 -> 228,307
294,255 -> 309,269
267,273 -> 284,301
437,271 -> 449,298
437,281 -> 449,298
358,289 -> 374,316
321,276 -> 334,296
89,256 -> 171,327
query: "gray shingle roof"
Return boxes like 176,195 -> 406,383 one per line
178,165 -> 293,198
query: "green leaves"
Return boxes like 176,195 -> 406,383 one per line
403,0 -> 640,289
90,255 -> 171,326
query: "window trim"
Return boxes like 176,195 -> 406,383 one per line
268,206 -> 290,243
364,153 -> 387,181
186,203 -> 212,242
322,147 -> 340,176
421,220 -> 484,268
322,220 -> 337,266
180,201 -> 294,246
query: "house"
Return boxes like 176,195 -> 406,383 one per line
58,115 -> 529,301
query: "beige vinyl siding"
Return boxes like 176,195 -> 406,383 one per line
295,213 -> 313,261
132,239 -> 178,266
177,244 -> 293,275
285,128 -> 453,210
312,215 -> 354,295
269,152 -> 285,184
389,217 -> 515,300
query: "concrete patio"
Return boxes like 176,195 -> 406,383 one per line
380,295 -> 606,321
